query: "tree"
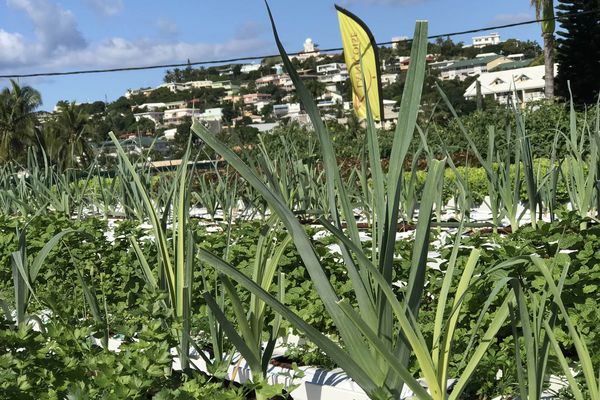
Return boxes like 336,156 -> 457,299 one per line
233,125 -> 259,145
44,102 -> 94,170
500,39 -> 542,58
304,79 -> 326,99
531,0 -> 556,99
0,79 -> 42,163
221,101 -> 240,125
555,0 -> 600,105
260,103 -> 274,122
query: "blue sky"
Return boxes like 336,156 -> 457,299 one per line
0,0 -> 544,111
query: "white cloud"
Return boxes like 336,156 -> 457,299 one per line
0,30 -> 27,65
44,36 -> 268,70
7,0 -> 86,53
491,12 -> 533,25
0,1 -> 268,75
85,0 -> 123,16
0,33 -> 269,73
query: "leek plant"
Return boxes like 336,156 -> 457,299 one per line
438,87 -> 540,231
495,125 -> 525,232
203,219 -> 291,399
193,7 -> 520,399
538,129 -> 561,223
513,100 -> 539,228
437,86 -> 507,230
254,134 -> 328,219
561,88 -> 599,229
193,170 -> 222,219
110,132 -> 196,371
94,172 -> 121,219
506,255 -> 568,399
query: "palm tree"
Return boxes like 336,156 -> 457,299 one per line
531,0 -> 555,99
0,79 -> 42,162
44,102 -> 93,170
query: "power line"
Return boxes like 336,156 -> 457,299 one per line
1,8 -> 598,79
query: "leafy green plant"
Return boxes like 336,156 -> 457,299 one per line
531,255 -> 600,400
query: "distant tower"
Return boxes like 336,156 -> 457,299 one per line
304,38 -> 315,53
296,37 -> 319,61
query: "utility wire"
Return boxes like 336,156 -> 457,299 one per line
1,8 -> 598,79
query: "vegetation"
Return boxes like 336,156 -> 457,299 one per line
1,6 -> 600,400
0,80 -> 42,164
556,0 -> 600,105
530,0 -> 556,99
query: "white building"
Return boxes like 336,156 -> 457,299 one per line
318,71 -> 349,84
317,63 -> 348,85
295,38 -> 320,61
196,107 -> 223,122
163,128 -> 177,140
184,80 -> 213,89
133,111 -> 163,126
472,33 -> 501,48
163,107 -> 223,126
136,101 -> 186,112
463,64 -> 556,105
125,87 -> 155,98
163,108 -> 199,125
240,63 -> 261,73
159,82 -> 188,92
439,55 -> 510,81
273,103 -> 301,119
255,74 -> 293,90
243,93 -> 272,105
254,101 -> 270,113
316,63 -> 346,74
381,73 -> 399,87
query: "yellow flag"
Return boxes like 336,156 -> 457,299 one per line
336,5 -> 383,121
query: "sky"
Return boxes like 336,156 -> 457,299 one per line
0,0 -> 546,111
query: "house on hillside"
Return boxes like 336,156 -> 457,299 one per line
439,54 -> 511,81
159,82 -> 188,93
184,80 -> 213,89
135,101 -> 186,112
472,33 -> 501,48
134,111 -> 163,126
163,108 -> 200,126
125,87 -> 155,98
317,63 -> 349,85
97,136 -> 169,158
463,64 -> 557,105
273,103 -> 301,119
382,56 -> 410,73
240,63 -> 261,73
489,59 -> 534,72
255,74 -> 293,91
316,63 -> 346,75
381,73 -> 399,87
243,93 -> 272,105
